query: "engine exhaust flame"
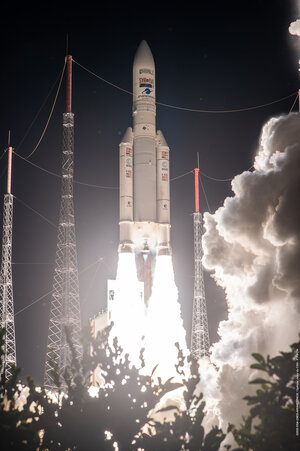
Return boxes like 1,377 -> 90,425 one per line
109,252 -> 145,367
109,253 -> 188,382
143,255 -> 188,382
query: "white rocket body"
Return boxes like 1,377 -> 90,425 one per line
119,40 -> 171,268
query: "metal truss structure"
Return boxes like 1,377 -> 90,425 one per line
191,169 -> 210,359
0,147 -> 16,379
44,62 -> 82,389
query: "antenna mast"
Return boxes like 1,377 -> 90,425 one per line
0,136 -> 17,378
44,56 -> 82,389
191,166 -> 210,359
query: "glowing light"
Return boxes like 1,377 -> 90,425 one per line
289,19 -> 300,37
88,385 -> 99,398
143,255 -> 188,382
109,252 -> 188,384
109,252 -> 145,367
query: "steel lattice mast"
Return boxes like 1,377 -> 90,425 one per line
44,56 -> 82,389
191,168 -> 210,359
0,144 -> 16,378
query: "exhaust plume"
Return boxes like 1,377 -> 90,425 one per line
109,253 -> 145,367
143,255 -> 188,382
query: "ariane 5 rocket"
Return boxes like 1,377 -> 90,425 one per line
119,40 -> 171,300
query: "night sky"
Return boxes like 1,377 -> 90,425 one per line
0,1 -> 298,384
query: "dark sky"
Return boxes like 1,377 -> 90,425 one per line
0,1 -> 298,383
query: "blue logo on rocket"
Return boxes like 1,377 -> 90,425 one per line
142,88 -> 152,95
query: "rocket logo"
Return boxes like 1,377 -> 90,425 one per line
142,88 -> 152,95
139,77 -> 153,89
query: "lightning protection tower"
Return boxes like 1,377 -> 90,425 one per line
0,141 -> 17,378
44,56 -> 82,389
191,168 -> 210,359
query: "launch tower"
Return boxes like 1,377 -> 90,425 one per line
0,143 -> 16,378
44,56 -> 82,389
191,168 -> 210,359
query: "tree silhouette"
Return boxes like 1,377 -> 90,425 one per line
230,339 -> 299,451
42,325 -> 186,450
2,324 -> 297,450
136,345 -> 225,450
0,328 -> 48,449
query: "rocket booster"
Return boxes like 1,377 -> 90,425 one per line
119,40 -> 171,286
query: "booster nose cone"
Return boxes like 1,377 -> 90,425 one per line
133,40 -> 155,70
156,130 -> 168,147
121,127 -> 133,144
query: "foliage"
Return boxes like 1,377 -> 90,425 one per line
42,325 -> 185,450
42,327 -> 225,450
0,328 -> 48,450
230,339 -> 299,451
2,323 -> 298,450
137,345 -> 225,450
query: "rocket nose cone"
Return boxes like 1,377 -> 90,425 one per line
133,40 -> 155,69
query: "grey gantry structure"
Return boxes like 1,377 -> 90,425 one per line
191,168 -> 210,359
0,144 -> 16,378
44,56 -> 82,389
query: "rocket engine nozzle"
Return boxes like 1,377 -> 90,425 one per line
142,241 -> 150,254
158,243 -> 172,257
118,242 -> 134,254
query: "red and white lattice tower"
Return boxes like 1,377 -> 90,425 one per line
0,144 -> 17,378
44,56 -> 82,389
191,168 -> 210,359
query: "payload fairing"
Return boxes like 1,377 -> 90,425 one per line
119,40 -> 171,299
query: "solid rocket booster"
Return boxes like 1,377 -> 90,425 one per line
119,41 -> 171,289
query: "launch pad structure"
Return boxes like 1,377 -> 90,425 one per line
0,143 -> 17,379
44,56 -> 82,390
191,168 -> 210,359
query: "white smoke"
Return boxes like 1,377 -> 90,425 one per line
200,113 -> 300,432
289,19 -> 300,37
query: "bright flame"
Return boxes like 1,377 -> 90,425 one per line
109,252 -> 145,367
109,253 -> 188,383
143,255 -> 188,382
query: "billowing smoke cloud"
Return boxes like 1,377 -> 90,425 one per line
289,19 -> 300,37
200,113 -> 300,434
